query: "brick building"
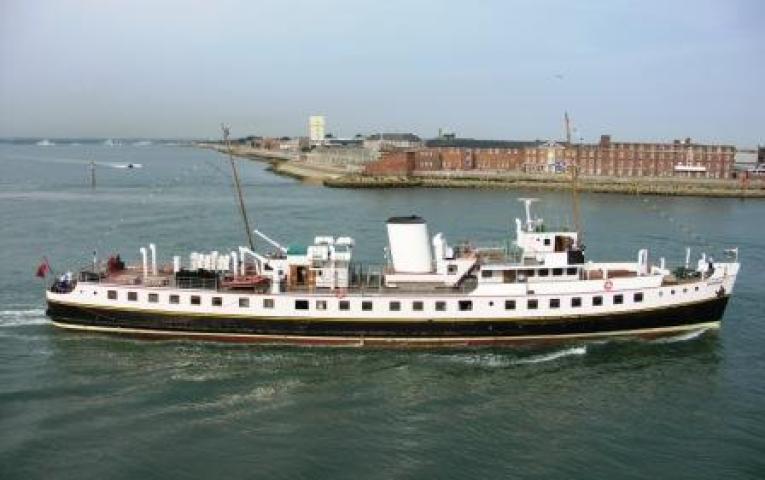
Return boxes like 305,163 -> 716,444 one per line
362,134 -> 736,179
363,151 -> 415,176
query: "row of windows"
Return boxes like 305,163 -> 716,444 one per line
106,291 -> 648,311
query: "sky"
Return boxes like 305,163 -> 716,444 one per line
0,0 -> 763,146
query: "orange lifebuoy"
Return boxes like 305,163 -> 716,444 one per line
604,280 -> 613,291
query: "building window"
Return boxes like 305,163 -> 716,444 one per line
148,293 -> 159,303
435,301 -> 446,311
458,300 -> 472,311
505,300 -> 516,310
634,292 -> 644,303
212,296 -> 223,307
593,296 -> 603,306
389,301 -> 401,311
191,295 -> 201,306
613,294 -> 624,305
572,297 -> 582,307
239,297 -> 249,308
107,290 -> 117,300
362,301 -> 373,311
170,294 -> 180,304
263,298 -> 274,309
413,301 -> 424,311
528,299 -> 538,310
339,300 -> 350,311
550,298 -> 560,308
127,291 -> 138,301
295,300 -> 309,310
316,300 -> 327,310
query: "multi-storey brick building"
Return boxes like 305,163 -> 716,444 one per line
362,135 -> 736,179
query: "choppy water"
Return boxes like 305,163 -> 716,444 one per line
1,143 -> 764,479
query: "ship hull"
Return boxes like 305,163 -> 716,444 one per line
46,296 -> 729,347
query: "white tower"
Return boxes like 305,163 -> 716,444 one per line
309,115 -> 326,145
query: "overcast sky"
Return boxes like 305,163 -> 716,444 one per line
1,0 -> 763,146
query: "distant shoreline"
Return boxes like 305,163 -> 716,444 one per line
197,143 -> 765,198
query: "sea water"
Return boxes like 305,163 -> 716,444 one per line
0,142 -> 763,479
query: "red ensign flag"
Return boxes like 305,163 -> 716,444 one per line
35,261 -> 50,278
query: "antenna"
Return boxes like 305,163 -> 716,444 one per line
517,198 -> 539,232
222,123 -> 255,250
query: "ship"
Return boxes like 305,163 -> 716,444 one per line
45,198 -> 740,347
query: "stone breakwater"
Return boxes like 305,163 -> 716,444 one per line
324,173 -> 765,198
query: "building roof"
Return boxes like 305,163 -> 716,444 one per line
366,133 -> 422,142
425,138 -> 543,149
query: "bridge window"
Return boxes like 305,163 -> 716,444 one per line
505,300 -> 516,310
295,300 -> 309,310
634,292 -> 643,303
362,301 -> 373,311
107,290 -> 117,300
191,295 -> 201,306
435,301 -> 446,311
127,291 -> 138,301
528,299 -> 538,310
239,297 -> 249,308
263,298 -> 274,309
571,297 -> 582,307
212,296 -> 223,307
339,300 -> 350,311
413,301 -> 424,311
148,293 -> 159,303
170,294 -> 179,304
593,296 -> 603,306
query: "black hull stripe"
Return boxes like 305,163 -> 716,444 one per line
47,296 -> 729,339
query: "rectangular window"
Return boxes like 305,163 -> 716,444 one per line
295,300 -> 309,310
634,292 -> 644,303
412,301 -> 424,311
316,300 -> 327,310
362,301 -> 373,311
212,296 -> 223,307
505,300 -> 516,310
435,301 -> 446,311
339,300 -> 350,311
239,297 -> 249,308
538,269 -> 549,277
566,267 -> 578,275
593,296 -> 603,306
263,298 -> 274,309
458,300 -> 472,311
613,294 -> 624,305
127,291 -> 138,301
191,295 -> 201,306
481,270 -> 493,278
107,290 -> 117,300
550,298 -> 560,308
170,294 -> 180,304
389,301 -> 401,311
571,297 -> 582,308
552,268 -> 563,276
528,299 -> 538,310
148,293 -> 159,303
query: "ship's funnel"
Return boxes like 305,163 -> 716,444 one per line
386,216 -> 433,273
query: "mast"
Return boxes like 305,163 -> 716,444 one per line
221,124 -> 255,250
571,143 -> 583,246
